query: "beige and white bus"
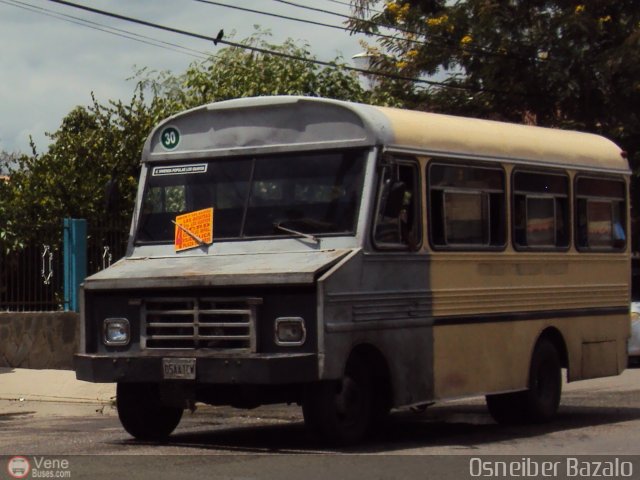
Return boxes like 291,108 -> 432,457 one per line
75,96 -> 631,444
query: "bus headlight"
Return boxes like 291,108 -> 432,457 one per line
104,318 -> 130,346
275,317 -> 306,346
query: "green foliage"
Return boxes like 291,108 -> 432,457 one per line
349,1 -> 640,168
0,150 -> 18,175
139,30 -> 367,111
0,31 -> 367,250
0,94 -> 150,249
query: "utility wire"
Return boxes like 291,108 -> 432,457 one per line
271,0 -> 361,20
1,0 -> 209,59
44,0 -> 531,97
326,0 -> 385,15
42,0 -> 457,90
3,0 -> 308,87
267,0 -> 543,62
270,0 -> 426,38
192,0 -> 432,47
198,0 -> 516,62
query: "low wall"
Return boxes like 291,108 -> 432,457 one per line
0,312 -> 79,370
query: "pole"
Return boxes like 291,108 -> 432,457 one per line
63,218 -> 87,312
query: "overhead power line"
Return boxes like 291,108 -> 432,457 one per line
271,0 -> 546,63
196,0 -> 518,61
42,0 -> 464,90
1,0 -> 209,59
271,0 -> 357,19
269,0 -> 429,38
192,0 -> 434,48
43,0 -> 532,97
2,0 -> 332,111
325,0 -> 385,16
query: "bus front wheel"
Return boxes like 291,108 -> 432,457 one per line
486,338 -> 562,424
117,382 -> 183,441
302,357 -> 373,445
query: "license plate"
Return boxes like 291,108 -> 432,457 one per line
162,358 -> 196,380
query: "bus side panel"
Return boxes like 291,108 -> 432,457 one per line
433,322 -> 532,399
433,313 -> 628,399
319,250 -> 434,407
429,253 -> 629,399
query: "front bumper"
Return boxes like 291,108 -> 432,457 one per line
75,352 -> 319,384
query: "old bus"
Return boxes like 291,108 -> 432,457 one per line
75,96 -> 630,444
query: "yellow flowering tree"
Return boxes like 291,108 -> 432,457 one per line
349,1 -> 640,241
349,1 -> 639,128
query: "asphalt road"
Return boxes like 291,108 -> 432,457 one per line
1,368 -> 639,479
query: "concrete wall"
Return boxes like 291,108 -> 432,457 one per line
0,312 -> 79,370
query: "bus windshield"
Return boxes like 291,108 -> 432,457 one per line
136,150 -> 367,244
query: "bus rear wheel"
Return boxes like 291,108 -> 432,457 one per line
486,338 -> 562,424
117,382 -> 183,441
302,357 -> 373,445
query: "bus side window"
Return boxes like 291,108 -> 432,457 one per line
373,162 -> 420,250
575,177 -> 626,251
428,162 -> 505,250
512,170 -> 569,250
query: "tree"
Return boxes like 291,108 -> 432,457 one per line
0,31 -> 367,250
139,29 -> 367,112
0,95 -> 152,249
350,1 -> 640,251
0,151 -> 17,175
349,1 -> 640,167
0,151 -> 17,248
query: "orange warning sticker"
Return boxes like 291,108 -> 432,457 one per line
174,207 -> 214,252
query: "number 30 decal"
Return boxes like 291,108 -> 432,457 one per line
160,126 -> 181,150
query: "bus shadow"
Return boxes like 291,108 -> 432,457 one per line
361,402 -> 640,453
120,396 -> 640,454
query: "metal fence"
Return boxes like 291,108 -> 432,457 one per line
0,243 -> 64,311
87,220 -> 129,275
0,220 -> 129,312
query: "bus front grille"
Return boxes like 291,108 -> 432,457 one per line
141,297 -> 261,351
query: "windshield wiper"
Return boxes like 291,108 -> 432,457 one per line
273,222 -> 320,245
171,220 -> 208,247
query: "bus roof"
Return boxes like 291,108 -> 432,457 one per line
143,96 -> 628,174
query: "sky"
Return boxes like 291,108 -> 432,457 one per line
0,0 -> 371,154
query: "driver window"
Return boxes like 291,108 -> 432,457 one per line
373,161 -> 420,250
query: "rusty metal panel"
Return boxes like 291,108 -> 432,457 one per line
84,249 -> 350,290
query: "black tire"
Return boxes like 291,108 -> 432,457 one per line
370,378 -> 392,428
486,339 -> 561,424
524,339 -> 562,422
117,383 -> 183,441
302,357 -> 373,445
